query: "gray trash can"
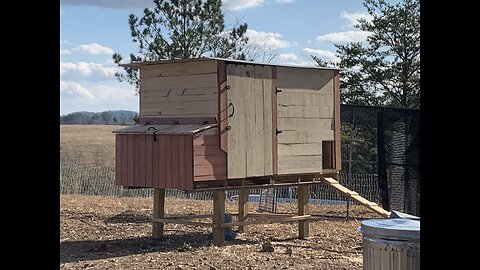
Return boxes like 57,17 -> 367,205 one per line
358,218 -> 420,270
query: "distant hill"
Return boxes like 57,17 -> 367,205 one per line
60,110 -> 138,125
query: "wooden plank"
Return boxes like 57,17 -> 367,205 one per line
193,135 -> 219,146
277,118 -> 333,131
194,155 -> 227,166
171,136 -> 179,189
120,135 -> 128,186
278,143 -> 323,156
278,155 -> 322,174
115,135 -> 121,185
178,136 -> 186,190
277,105 -> 333,119
225,215 -> 311,227
238,189 -> 249,233
193,145 -> 226,156
277,92 -> 334,106
213,190 -> 226,246
152,135 -> 160,188
333,71 -> 341,170
140,73 -> 218,91
140,116 -> 217,125
153,218 -> 213,227
322,141 -> 334,169
245,65 -> 256,177
194,175 -> 227,181
158,135 -> 166,189
141,100 -> 218,117
194,165 -> 227,177
133,135 -> 140,186
253,65 -> 265,176
152,188 -> 166,238
145,135 -> 153,187
184,135 -> 194,190
226,64 -> 238,178
165,136 -> 172,188
140,59 -> 217,79
127,135 -> 134,186
263,66 -> 273,176
218,61 -> 228,153
138,135 -> 146,187
272,66 -> 278,175
297,185 -> 309,239
277,66 -> 334,91
141,87 -> 217,103
278,130 -> 334,144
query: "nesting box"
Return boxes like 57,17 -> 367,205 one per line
114,57 -> 341,191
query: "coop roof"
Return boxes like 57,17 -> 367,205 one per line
113,123 -> 217,135
120,56 -> 341,71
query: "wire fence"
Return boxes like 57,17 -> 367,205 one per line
60,157 -> 379,207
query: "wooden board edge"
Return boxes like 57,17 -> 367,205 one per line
218,60 -> 228,154
333,70 -> 341,170
272,66 -> 278,175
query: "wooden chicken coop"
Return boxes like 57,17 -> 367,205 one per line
114,57 -> 342,246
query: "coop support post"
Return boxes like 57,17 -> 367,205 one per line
153,188 -> 166,238
298,185 -> 309,239
213,190 -> 226,246
238,189 -> 249,233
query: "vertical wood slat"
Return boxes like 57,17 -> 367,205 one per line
298,185 -> 309,239
253,65 -> 265,176
127,135 -> 134,186
145,135 -> 153,187
178,135 -> 186,190
121,135 -> 128,186
218,61 -> 228,153
139,135 -> 146,187
185,135 -> 194,190
158,135 -> 166,189
272,66 -> 278,175
115,135 -> 121,185
133,135 -> 140,186
333,70 -> 341,170
171,136 -> 179,188
245,65 -> 256,177
263,67 -> 273,176
213,190 -> 226,246
152,134 -> 160,188
165,135 -> 173,188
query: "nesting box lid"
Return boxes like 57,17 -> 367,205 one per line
113,123 -> 217,135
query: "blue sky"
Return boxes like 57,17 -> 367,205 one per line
60,0 -> 374,115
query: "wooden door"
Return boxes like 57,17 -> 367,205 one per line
226,64 -> 274,178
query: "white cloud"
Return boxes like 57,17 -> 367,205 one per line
60,49 -> 71,55
246,29 -> 290,48
341,11 -> 373,28
316,31 -> 371,43
60,0 -> 153,9
302,48 -> 339,62
223,0 -> 264,11
60,81 -> 95,100
74,43 -> 114,55
278,53 -> 298,61
60,40 -> 72,45
274,0 -> 296,3
60,61 -> 119,82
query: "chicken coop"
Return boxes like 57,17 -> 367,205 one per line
114,57 -> 342,246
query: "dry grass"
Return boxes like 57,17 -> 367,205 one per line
60,125 -> 125,164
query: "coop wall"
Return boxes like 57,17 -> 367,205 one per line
115,134 -> 194,190
193,134 -> 227,181
139,60 -> 219,122
276,67 -> 337,174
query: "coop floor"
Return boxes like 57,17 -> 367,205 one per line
60,194 -> 383,270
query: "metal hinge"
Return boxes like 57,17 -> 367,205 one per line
276,87 -> 282,93
276,129 -> 282,135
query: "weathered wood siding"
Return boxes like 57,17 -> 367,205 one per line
226,64 -> 274,179
115,134 -> 194,190
276,67 -> 335,174
139,60 -> 218,119
193,135 -> 227,181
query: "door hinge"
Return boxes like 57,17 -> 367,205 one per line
276,87 -> 282,93
276,129 -> 282,135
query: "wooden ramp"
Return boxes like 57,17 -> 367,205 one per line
322,177 -> 391,218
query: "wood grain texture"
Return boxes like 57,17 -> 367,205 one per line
158,135 -> 166,189
245,65 -> 256,177
193,135 -> 227,182
333,70 -> 341,170
184,135 -> 194,190
145,135 -> 153,187
263,66 -> 274,176
277,67 -> 334,91
152,188 -> 166,238
140,60 -> 217,79
272,66 -> 278,175
115,135 -> 121,185
127,135 -> 134,186
297,185 -> 309,239
217,61 -> 228,153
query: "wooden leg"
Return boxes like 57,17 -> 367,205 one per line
213,190 -> 226,246
298,185 -> 309,239
153,188 -> 166,238
238,189 -> 249,233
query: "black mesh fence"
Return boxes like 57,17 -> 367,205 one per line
341,104 -> 420,216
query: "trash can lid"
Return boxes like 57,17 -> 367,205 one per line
359,218 -> 420,241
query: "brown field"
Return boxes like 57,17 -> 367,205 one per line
60,125 -> 124,164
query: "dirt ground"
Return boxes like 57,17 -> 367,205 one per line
60,194 -> 382,269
